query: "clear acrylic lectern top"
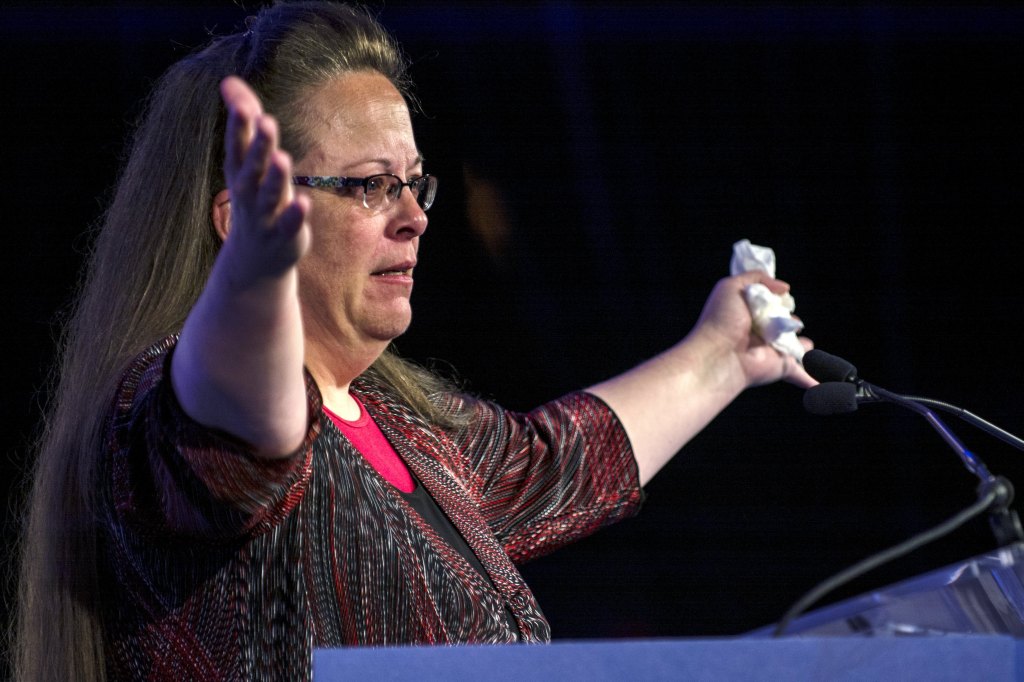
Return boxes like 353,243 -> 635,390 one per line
758,543 -> 1024,637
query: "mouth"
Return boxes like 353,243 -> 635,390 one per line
371,262 -> 415,277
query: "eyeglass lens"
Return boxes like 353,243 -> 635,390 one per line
364,175 -> 436,210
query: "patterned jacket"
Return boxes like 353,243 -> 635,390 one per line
101,336 -> 643,680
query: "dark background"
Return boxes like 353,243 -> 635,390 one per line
3,0 -> 1023,655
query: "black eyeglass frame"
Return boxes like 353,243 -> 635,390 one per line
292,173 -> 437,211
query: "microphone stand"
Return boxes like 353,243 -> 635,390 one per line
859,381 -> 1024,547
899,393 -> 1024,452
774,381 -> 1024,637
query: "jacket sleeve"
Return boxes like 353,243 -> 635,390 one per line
442,391 -> 643,563
105,336 -> 322,541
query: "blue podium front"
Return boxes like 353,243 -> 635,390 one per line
314,635 -> 1022,681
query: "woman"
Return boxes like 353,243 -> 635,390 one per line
16,2 -> 812,680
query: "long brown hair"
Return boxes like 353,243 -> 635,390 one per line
14,3 -> 454,679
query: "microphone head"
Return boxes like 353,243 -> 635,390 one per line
803,349 -> 858,383
803,382 -> 859,415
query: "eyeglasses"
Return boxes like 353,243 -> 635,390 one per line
292,174 -> 438,211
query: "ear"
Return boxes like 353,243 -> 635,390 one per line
211,189 -> 231,242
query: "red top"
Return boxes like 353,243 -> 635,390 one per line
323,397 -> 416,493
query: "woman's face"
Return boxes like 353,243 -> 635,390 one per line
291,71 -> 428,367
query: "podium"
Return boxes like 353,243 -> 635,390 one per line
754,542 -> 1024,636
313,544 -> 1024,681
314,636 -> 1021,681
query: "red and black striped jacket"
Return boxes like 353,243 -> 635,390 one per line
101,336 -> 643,681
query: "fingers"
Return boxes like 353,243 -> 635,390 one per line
217,77 -> 310,281
222,76 -> 282,205
780,338 -> 816,388
220,77 -> 300,233
277,193 -> 311,241
786,360 -> 817,388
256,149 -> 285,214
223,79 -> 278,202
731,269 -> 791,295
222,76 -> 263,177
235,116 -> 277,204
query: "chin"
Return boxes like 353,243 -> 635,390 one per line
367,314 -> 413,343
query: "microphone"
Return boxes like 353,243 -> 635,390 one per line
802,349 -> 858,384
802,382 -> 858,415
802,349 -> 1024,453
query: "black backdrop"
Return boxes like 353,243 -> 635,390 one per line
3,1 -> 1023,654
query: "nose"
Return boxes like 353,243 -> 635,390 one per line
388,187 -> 428,239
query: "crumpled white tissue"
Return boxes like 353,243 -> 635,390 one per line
729,239 -> 805,362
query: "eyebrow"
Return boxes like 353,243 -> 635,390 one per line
405,154 -> 426,172
357,154 -> 425,173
